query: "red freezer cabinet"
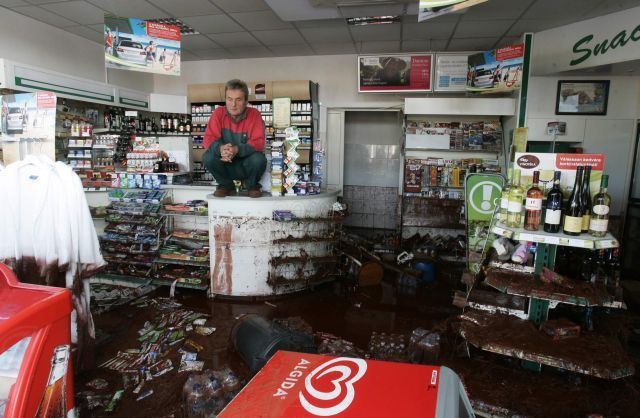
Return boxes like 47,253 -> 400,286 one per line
0,262 -> 74,418
219,351 -> 474,418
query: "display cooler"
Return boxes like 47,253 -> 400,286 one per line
0,263 -> 74,418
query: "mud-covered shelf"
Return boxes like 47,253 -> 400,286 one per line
154,258 -> 209,268
491,224 -> 619,250
483,268 -> 626,309
151,278 -> 208,291
459,310 -> 635,380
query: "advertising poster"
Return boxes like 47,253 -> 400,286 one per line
514,152 -> 605,196
467,43 -> 524,94
104,16 -> 181,76
1,91 -> 56,164
358,54 -> 432,93
434,54 -> 469,92
418,0 -> 487,22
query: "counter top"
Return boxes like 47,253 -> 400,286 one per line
207,188 -> 340,201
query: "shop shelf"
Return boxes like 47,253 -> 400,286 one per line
483,268 -> 625,309
491,224 -> 619,250
458,309 -> 634,380
404,147 -> 501,153
151,278 -> 208,291
153,258 -> 209,268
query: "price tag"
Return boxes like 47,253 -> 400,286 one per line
558,238 -> 570,245
518,233 -> 535,242
544,235 -> 560,245
492,226 -> 510,237
568,238 -> 588,248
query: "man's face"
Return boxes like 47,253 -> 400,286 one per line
225,89 -> 247,117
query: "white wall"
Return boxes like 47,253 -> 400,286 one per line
526,75 -> 639,215
0,7 -> 154,92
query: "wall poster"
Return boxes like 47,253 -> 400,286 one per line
434,53 -> 469,92
467,43 -> 524,94
358,54 -> 432,93
104,16 -> 181,76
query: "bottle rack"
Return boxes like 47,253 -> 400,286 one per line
459,213 -> 633,379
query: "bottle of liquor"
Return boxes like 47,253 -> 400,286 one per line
589,174 -> 610,237
166,114 -> 173,133
36,345 -> 69,418
160,113 -> 167,132
145,116 -> 152,132
498,168 -> 513,224
152,117 -> 158,133
178,116 -> 185,134
506,169 -> 524,228
173,114 -> 179,133
563,166 -> 584,236
524,170 -> 543,230
543,171 -> 563,233
185,115 -> 192,134
581,165 -> 592,233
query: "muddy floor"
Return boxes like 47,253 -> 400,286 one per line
76,267 -> 640,417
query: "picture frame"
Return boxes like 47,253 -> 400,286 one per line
555,80 -> 610,115
358,54 -> 433,93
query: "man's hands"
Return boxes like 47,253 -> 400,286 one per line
220,144 -> 238,162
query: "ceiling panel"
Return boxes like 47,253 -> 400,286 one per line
403,22 -> 455,40
11,5 -> 78,27
453,19 -> 513,38
85,0 -> 170,19
298,26 -> 352,43
180,14 -> 243,34
293,18 -> 347,29
338,4 -> 406,18
581,0 -> 640,19
0,0 -> 29,7
252,29 -> 307,45
230,10 -> 292,31
401,10 -> 462,23
357,41 -> 401,54
87,23 -> 105,32
148,0 -> 222,17
189,48 -> 231,60
227,46 -> 274,58
208,32 -> 261,48
402,39 -> 448,52
180,34 -> 221,49
210,0 -> 271,14
17,0 -> 63,4
506,18 -> 576,37
180,50 -> 202,61
41,1 -> 107,25
447,37 -> 498,51
269,44 -> 315,56
522,0 -> 603,19
460,0 -> 534,20
63,24 -> 103,43
350,23 -> 401,42
309,42 -> 356,54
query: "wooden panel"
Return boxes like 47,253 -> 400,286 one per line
187,83 -> 223,103
273,80 -> 310,100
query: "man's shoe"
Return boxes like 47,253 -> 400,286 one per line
248,188 -> 262,198
214,187 -> 230,198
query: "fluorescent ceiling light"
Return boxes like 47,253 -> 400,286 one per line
346,15 -> 401,25
418,0 -> 488,22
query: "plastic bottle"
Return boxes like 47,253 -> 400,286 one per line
186,383 -> 206,418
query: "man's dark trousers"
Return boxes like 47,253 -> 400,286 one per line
203,147 -> 267,190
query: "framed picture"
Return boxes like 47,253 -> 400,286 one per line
555,80 -> 610,115
358,54 -> 433,93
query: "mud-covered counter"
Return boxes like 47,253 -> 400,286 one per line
207,189 -> 341,298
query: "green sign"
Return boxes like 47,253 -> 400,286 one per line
466,174 -> 503,221
465,173 -> 504,273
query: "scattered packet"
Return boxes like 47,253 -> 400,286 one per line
192,318 -> 206,326
195,326 -> 216,336
136,389 -> 154,401
86,378 -> 109,390
178,360 -> 204,373
104,390 -> 124,413
184,339 -> 204,352
181,352 -> 197,363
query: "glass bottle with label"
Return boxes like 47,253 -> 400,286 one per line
589,174 -> 610,237
543,171 -> 563,233
581,165 -> 592,233
160,113 -> 167,132
36,345 -> 69,418
498,168 -> 513,224
173,114 -> 180,133
506,169 -> 524,228
563,166 -> 584,236
524,170 -> 543,230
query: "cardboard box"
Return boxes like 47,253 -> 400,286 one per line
219,351 -> 473,418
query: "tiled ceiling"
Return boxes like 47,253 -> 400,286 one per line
2,0 -> 639,61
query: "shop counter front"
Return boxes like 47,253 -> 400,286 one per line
207,189 -> 340,298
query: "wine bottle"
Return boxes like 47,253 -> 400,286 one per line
160,113 -> 167,132
173,114 -> 179,133
506,169 -> 524,228
166,114 -> 173,133
498,168 -> 513,224
563,166 -> 584,236
185,115 -> 192,133
581,165 -> 592,233
524,170 -> 543,230
589,174 -> 610,237
178,116 -> 185,133
543,171 -> 563,233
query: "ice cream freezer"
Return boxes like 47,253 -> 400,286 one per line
0,262 -> 74,418
219,351 -> 474,418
